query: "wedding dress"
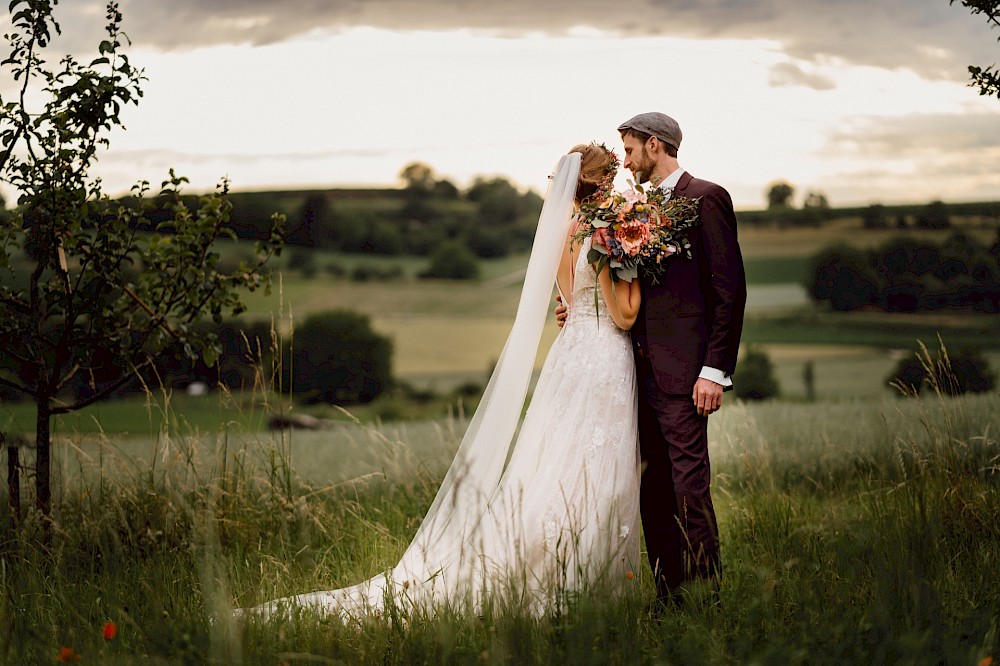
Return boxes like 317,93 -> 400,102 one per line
243,153 -> 640,621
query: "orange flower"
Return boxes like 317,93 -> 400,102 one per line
978,657 -> 993,666
57,646 -> 80,662
625,571 -> 635,580
103,621 -> 117,640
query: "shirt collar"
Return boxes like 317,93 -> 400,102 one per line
658,167 -> 685,192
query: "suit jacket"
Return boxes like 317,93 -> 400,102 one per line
632,172 -> 747,395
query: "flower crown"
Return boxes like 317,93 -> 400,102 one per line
588,142 -> 619,203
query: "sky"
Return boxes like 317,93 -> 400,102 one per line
3,0 -> 1000,209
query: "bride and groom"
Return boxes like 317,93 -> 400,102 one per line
245,112 -> 747,620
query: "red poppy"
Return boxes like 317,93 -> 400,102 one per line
57,646 -> 80,662
103,621 -> 117,640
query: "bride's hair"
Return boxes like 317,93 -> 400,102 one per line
569,143 -> 617,203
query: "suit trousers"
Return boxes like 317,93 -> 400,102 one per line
635,351 -> 721,598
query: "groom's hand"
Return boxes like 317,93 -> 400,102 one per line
555,295 -> 568,328
692,378 -> 723,417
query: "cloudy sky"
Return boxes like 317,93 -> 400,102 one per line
6,0 -> 1000,208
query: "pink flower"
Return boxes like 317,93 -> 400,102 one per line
622,189 -> 646,205
592,226 -> 613,250
615,220 -> 651,256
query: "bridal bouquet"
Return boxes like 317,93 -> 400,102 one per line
573,180 -> 701,285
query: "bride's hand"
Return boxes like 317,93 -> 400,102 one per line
555,295 -> 569,328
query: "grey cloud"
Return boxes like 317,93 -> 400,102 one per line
768,62 -> 837,90
828,112 -> 1000,158
46,0 -> 999,83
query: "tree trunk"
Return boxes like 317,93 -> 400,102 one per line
35,401 -> 51,518
6,436 -> 20,528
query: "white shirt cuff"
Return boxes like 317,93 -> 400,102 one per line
699,366 -> 732,387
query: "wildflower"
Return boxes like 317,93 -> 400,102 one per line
979,658 -> 993,666
103,621 -> 117,640
57,647 -> 80,662
625,571 -> 635,580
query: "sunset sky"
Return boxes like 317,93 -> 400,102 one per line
5,0 -> 1000,209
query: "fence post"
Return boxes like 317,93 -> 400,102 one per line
3,432 -> 21,528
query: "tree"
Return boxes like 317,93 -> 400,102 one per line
917,200 -> 951,229
949,0 -> 1000,99
282,311 -> 393,404
419,240 -> 480,280
734,347 -> 780,401
803,191 -> 830,210
288,193 -> 332,247
766,181 -> 795,209
862,204 -> 887,229
806,245 -> 879,311
0,2 -> 284,519
399,162 -> 436,193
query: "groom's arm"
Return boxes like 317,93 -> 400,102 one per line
699,184 -> 747,377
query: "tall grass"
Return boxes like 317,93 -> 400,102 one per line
1,353 -> 998,663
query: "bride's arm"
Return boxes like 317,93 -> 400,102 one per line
596,268 -> 641,330
555,222 -> 579,307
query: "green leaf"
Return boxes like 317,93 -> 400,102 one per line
201,345 -> 219,368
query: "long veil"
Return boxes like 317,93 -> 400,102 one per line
248,152 -> 583,617
400,151 -> 581,567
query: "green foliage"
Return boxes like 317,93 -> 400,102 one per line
917,200 -> 951,229
2,390 -> 999,662
420,240 -> 480,280
0,1 -> 283,515
734,346 -> 780,401
288,193 -> 332,247
281,310 -> 393,404
806,244 -> 879,310
806,234 -> 1000,312
950,0 -> 1000,99
887,340 -> 996,396
862,203 -> 887,229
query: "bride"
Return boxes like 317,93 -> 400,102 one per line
243,144 -> 642,620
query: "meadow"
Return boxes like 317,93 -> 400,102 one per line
239,214 -> 1000,399
1,367 -> 998,663
1,213 -> 999,663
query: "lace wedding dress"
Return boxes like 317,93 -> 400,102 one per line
243,154 -> 640,621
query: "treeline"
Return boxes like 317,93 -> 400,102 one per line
119,163 -> 544,262
806,232 -> 1000,313
740,199 -> 1000,228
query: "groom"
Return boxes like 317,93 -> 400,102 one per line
559,112 -> 746,605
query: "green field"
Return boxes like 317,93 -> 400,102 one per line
2,213 -> 998,661
2,388 -> 998,663
232,217 -> 1000,397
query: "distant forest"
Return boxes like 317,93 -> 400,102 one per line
72,164 -> 997,262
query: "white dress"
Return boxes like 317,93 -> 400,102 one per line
244,158 -> 640,621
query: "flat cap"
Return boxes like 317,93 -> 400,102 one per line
618,112 -> 682,151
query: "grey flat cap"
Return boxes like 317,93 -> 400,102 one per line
618,112 -> 682,151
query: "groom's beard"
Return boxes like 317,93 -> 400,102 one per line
632,148 -> 656,184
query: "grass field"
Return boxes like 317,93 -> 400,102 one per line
1,380 -> 998,663
227,218 -> 1000,401
4,218 -> 999,435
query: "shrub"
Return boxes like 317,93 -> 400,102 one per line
419,241 -> 480,280
887,342 -> 995,396
281,310 -> 393,404
734,346 -> 780,401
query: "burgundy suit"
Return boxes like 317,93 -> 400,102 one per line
630,171 -> 747,597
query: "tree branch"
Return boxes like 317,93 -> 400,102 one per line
52,356 -> 155,415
